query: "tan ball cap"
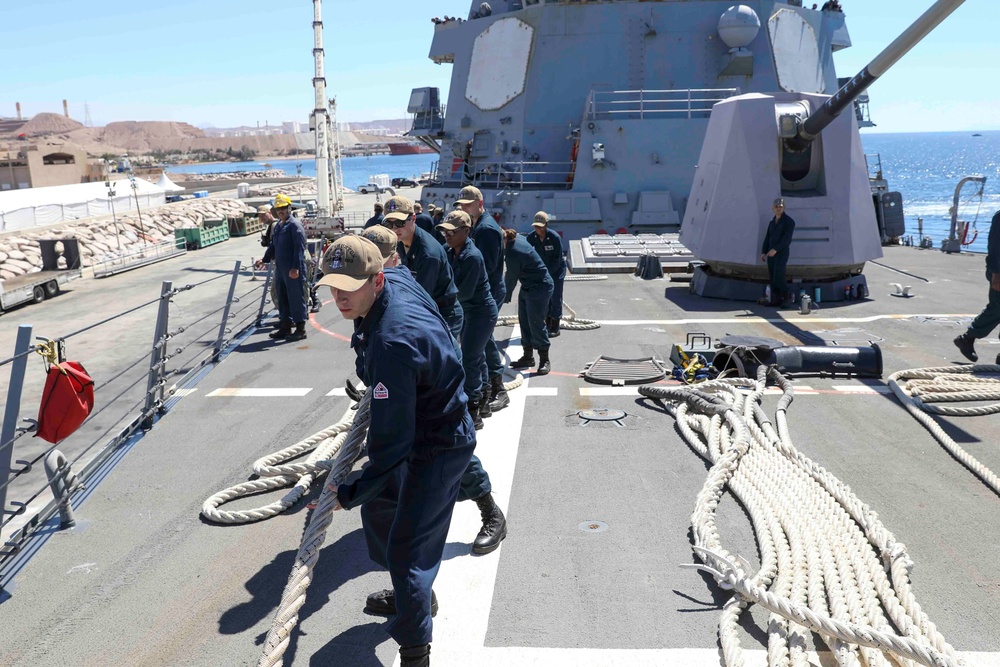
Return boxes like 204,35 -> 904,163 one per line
383,195 -> 414,222
532,211 -> 549,226
436,210 -> 472,231
359,225 -> 399,259
455,185 -> 484,204
317,235 -> 383,291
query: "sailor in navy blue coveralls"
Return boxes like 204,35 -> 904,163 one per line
258,195 -> 308,340
437,210 -> 499,430
955,210 -> 1000,362
526,211 -> 566,337
760,198 -> 796,306
504,229 -> 555,375
384,196 -> 508,554
456,186 -> 510,414
318,235 -> 475,667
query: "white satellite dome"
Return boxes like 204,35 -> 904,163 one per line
718,5 -> 761,50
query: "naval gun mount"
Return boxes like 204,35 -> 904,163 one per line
681,0 -> 968,303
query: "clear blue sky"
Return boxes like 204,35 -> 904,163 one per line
3,0 -> 996,132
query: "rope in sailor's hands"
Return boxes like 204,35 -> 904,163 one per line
889,363 -> 1000,495
257,389 -> 373,667
639,368 -> 963,667
201,395 -> 365,524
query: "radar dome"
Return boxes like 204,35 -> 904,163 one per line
718,5 -> 760,50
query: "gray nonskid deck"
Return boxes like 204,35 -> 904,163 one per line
0,246 -> 999,666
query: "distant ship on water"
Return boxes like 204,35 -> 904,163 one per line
387,142 -> 437,156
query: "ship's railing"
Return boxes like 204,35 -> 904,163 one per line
435,160 -> 576,190
409,105 -> 447,135
587,88 -> 741,120
91,237 -> 187,278
0,262 -> 276,581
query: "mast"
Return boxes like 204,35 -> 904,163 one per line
312,0 -> 331,217
330,96 -> 344,213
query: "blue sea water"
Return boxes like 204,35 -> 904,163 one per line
860,130 -> 1000,254
167,132 -> 999,253
167,154 -> 439,192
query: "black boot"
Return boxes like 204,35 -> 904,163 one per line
954,333 -> 978,362
536,348 -> 550,376
473,493 -> 507,554
399,644 -> 431,667
488,375 -> 509,412
286,322 -> 307,341
269,324 -> 291,339
469,399 -> 484,430
547,316 -> 561,337
366,589 -> 438,617
479,385 -> 493,419
510,346 -> 534,369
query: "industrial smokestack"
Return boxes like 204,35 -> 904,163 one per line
16,102 -> 21,120
63,99 -> 69,118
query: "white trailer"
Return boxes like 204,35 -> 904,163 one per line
0,269 -> 82,314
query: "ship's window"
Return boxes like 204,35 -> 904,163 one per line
42,152 -> 76,165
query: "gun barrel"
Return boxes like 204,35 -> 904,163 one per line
791,0 -> 967,149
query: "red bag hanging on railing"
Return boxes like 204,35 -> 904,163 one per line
35,361 -> 95,444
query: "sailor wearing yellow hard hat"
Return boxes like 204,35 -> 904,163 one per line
255,194 -> 309,340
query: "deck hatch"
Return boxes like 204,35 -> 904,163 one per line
582,356 -> 669,386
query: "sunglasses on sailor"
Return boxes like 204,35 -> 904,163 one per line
381,218 -> 408,229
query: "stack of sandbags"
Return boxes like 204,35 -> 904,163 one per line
255,178 -> 317,197
0,198 -> 256,277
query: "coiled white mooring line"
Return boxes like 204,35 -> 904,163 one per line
201,400 -> 364,524
639,367 -> 963,667
889,363 -> 1000,496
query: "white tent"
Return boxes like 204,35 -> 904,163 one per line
156,172 -> 184,193
0,179 -> 166,232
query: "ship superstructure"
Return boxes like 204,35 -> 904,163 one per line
409,1 -> 858,238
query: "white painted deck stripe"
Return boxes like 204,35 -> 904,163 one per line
326,387 -> 348,397
423,648 -> 999,666
596,313 -> 972,325
205,388 -> 312,397
832,385 -> 892,394
172,388 -> 198,397
579,387 -> 639,396
523,387 -> 557,396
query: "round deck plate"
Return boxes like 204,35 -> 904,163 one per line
578,408 -> 627,421
578,520 -> 609,533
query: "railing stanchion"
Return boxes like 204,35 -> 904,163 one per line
143,281 -> 171,430
213,261 -> 242,361
0,325 -> 34,518
256,264 -> 274,326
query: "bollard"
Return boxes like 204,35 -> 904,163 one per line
44,450 -> 82,529
799,294 -> 812,315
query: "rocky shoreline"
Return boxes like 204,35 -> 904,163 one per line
0,198 -> 256,281
167,169 -> 288,182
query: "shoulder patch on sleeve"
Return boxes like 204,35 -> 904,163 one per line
373,382 -> 389,400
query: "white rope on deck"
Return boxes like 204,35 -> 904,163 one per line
201,400 -> 363,524
639,367 -> 964,667
257,389 -> 373,667
889,363 -> 1000,495
496,301 -> 600,331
